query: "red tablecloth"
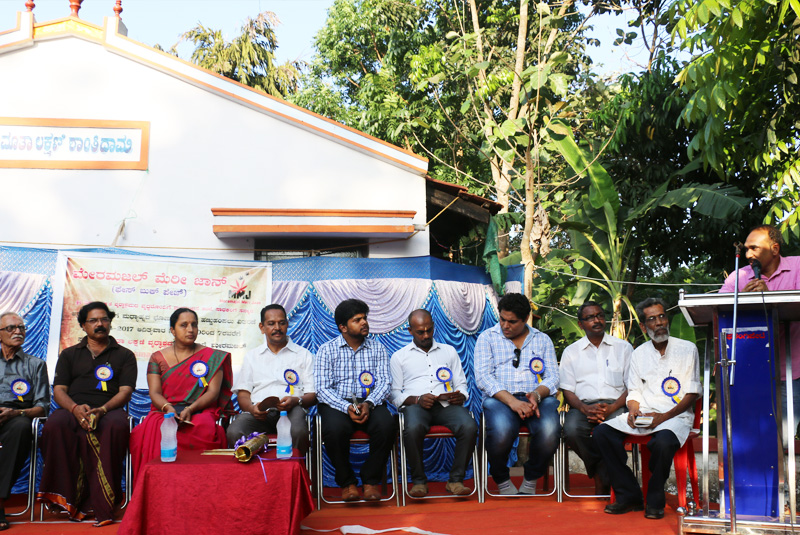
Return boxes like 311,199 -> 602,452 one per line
119,450 -> 314,535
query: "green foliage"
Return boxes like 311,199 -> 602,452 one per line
542,120 -> 748,338
288,69 -> 359,125
483,217 -> 508,294
672,0 -> 800,239
670,312 -> 696,344
591,55 -> 765,272
179,12 -> 302,98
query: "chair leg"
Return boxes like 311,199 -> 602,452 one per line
639,446 -> 650,501
673,448 -> 687,509
480,415 -> 488,502
398,415 -> 407,507
315,414 -> 322,510
391,445 -> 400,507
687,442 -> 700,507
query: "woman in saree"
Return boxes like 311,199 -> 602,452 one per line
129,308 -> 233,480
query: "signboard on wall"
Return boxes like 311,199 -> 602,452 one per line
0,117 -> 149,170
47,252 -> 272,389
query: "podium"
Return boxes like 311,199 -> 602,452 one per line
679,290 -> 799,534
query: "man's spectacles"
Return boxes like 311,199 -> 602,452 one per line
644,314 -> 667,325
85,317 -> 111,326
1,325 -> 25,333
512,348 -> 521,368
580,312 -> 605,322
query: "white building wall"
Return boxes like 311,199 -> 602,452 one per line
0,32 -> 429,259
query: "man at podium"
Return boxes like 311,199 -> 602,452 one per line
594,297 -> 700,519
720,224 -> 800,442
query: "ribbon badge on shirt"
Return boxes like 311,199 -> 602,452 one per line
359,371 -> 375,397
436,367 -> 453,392
95,365 -> 113,391
662,376 -> 682,404
529,357 -> 545,384
284,369 -> 299,395
191,361 -> 209,388
11,378 -> 30,401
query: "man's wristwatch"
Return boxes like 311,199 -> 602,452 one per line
18,409 -> 25,418
365,401 -> 375,411
298,397 -> 304,409
533,391 -> 542,404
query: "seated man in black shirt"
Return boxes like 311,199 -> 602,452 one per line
37,302 -> 137,527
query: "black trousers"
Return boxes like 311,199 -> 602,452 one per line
318,403 -> 397,488
0,415 -> 33,500
593,424 -> 680,509
401,403 -> 477,484
563,399 -> 622,485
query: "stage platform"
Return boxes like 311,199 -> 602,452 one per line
3,474 -> 687,535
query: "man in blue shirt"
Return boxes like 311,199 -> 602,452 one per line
475,293 -> 560,494
314,299 -> 396,502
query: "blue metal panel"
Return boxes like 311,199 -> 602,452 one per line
718,309 -> 780,517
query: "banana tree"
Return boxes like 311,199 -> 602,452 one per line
545,120 -> 749,338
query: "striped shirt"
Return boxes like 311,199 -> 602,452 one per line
475,323 -> 559,398
314,334 -> 391,413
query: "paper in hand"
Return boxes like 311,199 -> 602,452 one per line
634,416 -> 653,427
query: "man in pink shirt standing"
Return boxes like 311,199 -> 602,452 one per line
720,224 -> 800,442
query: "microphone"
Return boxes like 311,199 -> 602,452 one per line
751,259 -> 762,280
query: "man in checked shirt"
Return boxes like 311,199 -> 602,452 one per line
475,293 -> 560,495
314,298 -> 397,502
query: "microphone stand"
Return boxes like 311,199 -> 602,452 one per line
722,243 -> 740,533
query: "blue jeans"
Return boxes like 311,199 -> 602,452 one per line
482,394 -> 561,483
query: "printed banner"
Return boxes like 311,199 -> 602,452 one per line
51,254 -> 271,388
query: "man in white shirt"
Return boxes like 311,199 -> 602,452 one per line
390,309 -> 477,497
594,297 -> 700,520
227,304 -> 316,453
560,301 -> 632,495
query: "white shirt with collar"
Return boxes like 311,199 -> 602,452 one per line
233,338 -> 315,402
602,336 -> 701,445
390,340 -> 469,407
559,333 -> 633,401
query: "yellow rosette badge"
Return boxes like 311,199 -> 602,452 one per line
436,367 -> 453,392
95,365 -> 113,392
284,369 -> 299,396
191,361 -> 209,389
662,376 -> 682,404
359,371 -> 374,397
11,378 -> 30,402
529,357 -> 545,384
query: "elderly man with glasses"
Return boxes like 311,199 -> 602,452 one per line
38,301 -> 137,527
559,300 -> 632,495
593,297 -> 700,520
475,293 -> 560,495
0,312 -> 49,531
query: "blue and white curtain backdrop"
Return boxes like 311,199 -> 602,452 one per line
0,247 -> 526,491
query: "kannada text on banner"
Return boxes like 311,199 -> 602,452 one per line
59,256 -> 271,384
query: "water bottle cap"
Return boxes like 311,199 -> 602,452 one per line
164,412 -> 175,419
280,410 -> 288,416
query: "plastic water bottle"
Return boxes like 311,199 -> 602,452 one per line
160,412 -> 178,462
276,410 -> 292,458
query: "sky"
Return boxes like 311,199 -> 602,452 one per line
0,0 -> 653,75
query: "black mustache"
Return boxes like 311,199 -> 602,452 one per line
94,327 -> 107,333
